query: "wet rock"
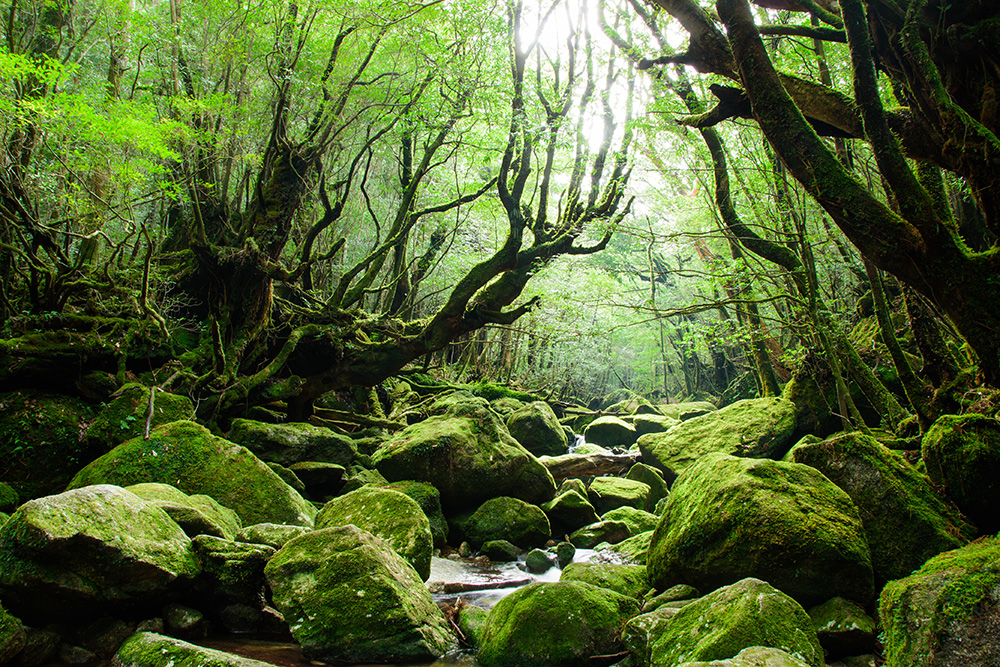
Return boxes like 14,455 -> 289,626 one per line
541,490 -> 600,537
0,603 -> 25,664
642,584 -> 700,613
163,604 -> 207,639
456,496 -> 550,551
192,535 -> 274,632
647,453 -> 874,607
525,549 -> 555,573
625,462 -> 670,508
481,540 -> 520,562
601,530 -> 653,564
477,581 -> 639,667
554,541 -> 575,568
601,506 -> 659,535
569,521 -> 630,549
287,462 -> 346,498
678,646 -> 816,666
383,480 -> 449,549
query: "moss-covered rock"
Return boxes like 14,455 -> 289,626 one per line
807,597 -> 876,659
126,483 -> 242,541
227,419 -> 357,468
648,578 -> 824,667
558,477 -> 588,496
0,485 -> 200,619
315,487 -> 432,580
788,432 -> 972,586
0,391 -> 98,500
647,453 -> 874,607
0,484 -> 19,513
601,506 -> 659,535
381,480 -> 448,549
287,461 -> 346,498
678,646 -> 815,666
482,540 -> 521,562
235,523 -> 309,550
658,401 -> 718,420
922,413 -> 1000,533
489,397 -> 525,416
264,525 -> 456,663
0,602 -> 25,664
588,477 -> 650,515
630,414 -> 680,436
67,420 -> 315,527
542,490 -> 600,537
86,384 -> 193,450
506,401 -> 568,457
340,464 -> 388,494
625,462 -> 669,508
113,631 -> 279,667
457,496 -> 550,550
192,535 -> 275,632
638,398 -> 798,482
559,562 -> 648,600
457,604 -> 490,649
371,398 -> 556,512
879,537 -> 1000,667
569,520 -> 630,548
477,581 -> 640,667
584,416 -> 638,449
601,530 -> 653,564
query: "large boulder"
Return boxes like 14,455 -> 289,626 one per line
477,581 -> 640,667
113,631 -> 279,667
264,526 -> 456,663
647,453 -> 874,607
625,462 -> 670,507
922,414 -> 1000,533
227,419 -> 357,468
315,487 -> 432,580
457,496 -> 551,550
0,485 -> 200,620
648,578 -> 824,667
0,391 -> 98,500
383,480 -> 449,549
638,398 -> 797,482
788,432 -> 973,586
85,384 -> 193,450
584,416 -> 638,449
588,477 -> 650,514
126,483 -> 242,541
559,562 -> 649,600
67,421 -> 316,527
602,506 -> 659,535
506,401 -> 568,457
879,537 -> 1000,667
542,490 -> 601,536
371,396 -> 556,512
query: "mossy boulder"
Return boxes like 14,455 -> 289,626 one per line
126,483 -> 242,541
601,530 -> 654,564
559,562 -> 649,600
587,477 -> 651,514
601,506 -> 659,535
227,419 -> 357,468
67,420 -> 316,527
86,384 -> 193,450
0,484 -> 19,513
658,401 -> 717,420
541,490 -> 600,536
678,646 -> 815,666
807,597 -> 876,659
482,540 -> 521,562
630,414 -> 680,436
647,453 -> 874,607
0,603 -> 25,664
113,631 -> 279,667
569,520 -> 630,548
315,487 -> 433,580
584,416 -> 638,449
264,525 -> 456,663
648,578 -> 824,667
192,535 -> 275,632
788,432 -> 972,586
371,398 -> 556,512
235,523 -> 309,550
625,462 -> 670,507
457,604 -> 490,648
922,413 -> 1000,533
879,537 -> 1000,667
457,496 -> 550,550
506,401 -> 568,457
0,485 -> 200,620
477,581 -> 640,667
638,398 -> 797,482
0,391 -> 98,500
383,480 -> 448,549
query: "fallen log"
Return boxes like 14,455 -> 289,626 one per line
540,451 -> 642,482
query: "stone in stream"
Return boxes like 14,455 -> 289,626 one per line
600,530 -> 654,564
787,432 -> 972,587
371,393 -> 556,512
112,631 -> 281,667
637,397 -> 797,482
921,413 -> 1000,533
559,562 -> 649,600
0,602 -> 25,664
647,453 -> 874,607
625,461 -> 670,507
601,506 -> 659,535
587,477 -> 651,515
264,525 -> 457,663
68,420 -> 316,528
454,496 -> 550,551
0,485 -> 201,621
676,646 -> 817,666
569,520 -> 630,549
477,581 -> 639,667
383,480 -> 449,549
506,401 -> 569,457
647,578 -> 824,667
583,416 -> 638,448
315,486 -> 433,580
542,490 -> 601,537
879,536 -> 1000,667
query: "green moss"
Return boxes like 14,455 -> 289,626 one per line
86,384 -> 194,450
583,416 -> 637,448
469,382 -> 540,403
383,480 -> 448,549
588,477 -> 651,514
542,490 -> 600,536
649,578 -> 823,667
236,523 -> 309,550
559,562 -> 649,600
457,604 -> 490,648
0,484 -> 18,513
459,496 -> 550,550
68,420 -> 315,527
477,581 -> 640,667
126,482 -> 243,541
569,520 -> 630,549
315,487 -> 432,580
647,453 -> 874,607
879,537 -> 1000,667
114,631 -> 278,667
600,530 -> 654,564
601,506 -> 659,534
506,401 -> 568,457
